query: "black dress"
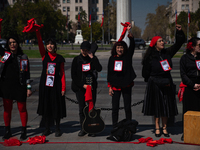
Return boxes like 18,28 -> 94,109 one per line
0,52 -> 29,102
37,53 -> 66,119
142,30 -> 185,117
180,53 -> 200,115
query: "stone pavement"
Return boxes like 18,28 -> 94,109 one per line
0,50 -> 200,150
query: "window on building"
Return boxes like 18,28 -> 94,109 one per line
75,0 -> 78,3
75,6 -> 78,11
181,5 -> 185,10
96,15 -> 99,20
67,0 -> 70,3
63,7 -> 66,12
67,7 -> 70,11
63,0 -> 66,3
68,15 -> 70,20
92,0 -> 95,4
80,0 -> 82,3
80,6 -> 82,11
96,7 -> 99,12
185,4 -> 189,9
92,7 -> 95,12
96,0 -> 98,3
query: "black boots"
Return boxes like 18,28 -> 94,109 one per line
20,127 -> 27,141
2,126 -> 12,140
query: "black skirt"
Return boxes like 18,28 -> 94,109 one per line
142,78 -> 178,117
182,87 -> 200,115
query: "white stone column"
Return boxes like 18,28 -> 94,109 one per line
117,0 -> 131,46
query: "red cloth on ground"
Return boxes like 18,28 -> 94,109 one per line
84,85 -> 94,112
26,136 -> 46,145
149,36 -> 162,47
118,22 -> 130,42
2,137 -> 22,146
3,99 -> 27,127
178,82 -> 187,102
22,18 -> 43,33
133,137 -> 172,147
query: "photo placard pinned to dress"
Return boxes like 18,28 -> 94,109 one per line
114,60 -> 123,71
195,60 -> 200,70
45,75 -> 54,87
47,62 -> 56,75
20,59 -> 28,71
160,59 -> 172,71
0,51 -> 11,63
82,63 -> 91,72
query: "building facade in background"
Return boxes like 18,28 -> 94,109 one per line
0,0 -> 108,24
169,0 -> 200,24
58,0 -> 108,23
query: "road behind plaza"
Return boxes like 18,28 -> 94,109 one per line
0,50 -> 199,150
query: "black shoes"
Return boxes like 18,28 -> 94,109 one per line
162,127 -> 170,137
55,129 -> 62,137
2,126 -> 12,140
155,128 -> 161,137
42,128 -> 51,136
20,127 -> 27,141
181,134 -> 184,141
78,130 -> 87,136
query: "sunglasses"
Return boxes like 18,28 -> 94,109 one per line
8,41 -> 17,45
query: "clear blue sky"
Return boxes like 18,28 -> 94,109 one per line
131,0 -> 170,35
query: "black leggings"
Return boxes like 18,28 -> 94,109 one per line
112,86 -> 132,127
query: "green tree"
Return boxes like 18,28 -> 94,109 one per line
0,0 -> 66,42
142,5 -> 169,40
131,26 -> 142,38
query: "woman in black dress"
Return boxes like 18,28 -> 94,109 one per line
35,30 -> 66,137
179,37 -> 200,140
142,24 -> 185,137
107,24 -> 136,127
0,36 -> 32,140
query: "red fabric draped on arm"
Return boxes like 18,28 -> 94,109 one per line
178,82 -> 187,102
84,85 -> 94,112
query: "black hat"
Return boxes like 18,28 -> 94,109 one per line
80,41 -> 91,51
90,42 -> 98,54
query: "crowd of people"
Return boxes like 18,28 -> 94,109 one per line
1,19 -> 200,142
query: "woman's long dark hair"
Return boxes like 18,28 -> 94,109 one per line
142,46 -> 159,65
186,37 -> 200,54
5,36 -> 24,55
111,41 -> 128,56
45,38 -> 57,52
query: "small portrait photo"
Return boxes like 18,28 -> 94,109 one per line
47,63 -> 56,75
160,60 -> 171,71
21,59 -> 28,71
82,63 -> 90,72
1,52 -> 11,63
46,75 -> 54,87
114,61 -> 123,71
196,61 -> 200,70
